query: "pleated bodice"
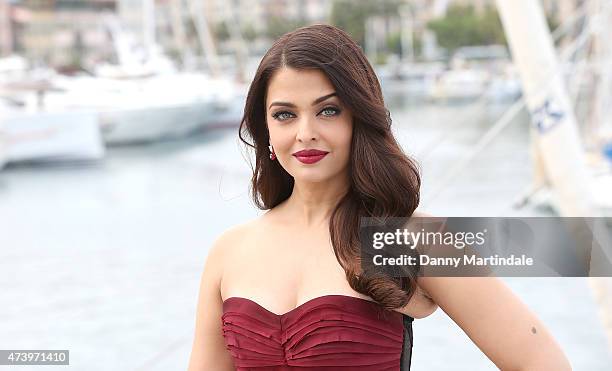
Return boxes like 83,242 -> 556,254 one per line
221,294 -> 413,370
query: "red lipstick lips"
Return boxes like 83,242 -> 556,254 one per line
292,149 -> 329,164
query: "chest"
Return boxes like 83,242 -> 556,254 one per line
220,225 -> 359,303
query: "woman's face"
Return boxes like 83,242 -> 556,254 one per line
265,67 -> 353,183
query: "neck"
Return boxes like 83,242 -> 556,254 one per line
282,172 -> 350,228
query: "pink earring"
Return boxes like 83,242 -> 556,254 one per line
268,144 -> 276,160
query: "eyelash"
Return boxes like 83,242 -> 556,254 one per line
271,106 -> 341,121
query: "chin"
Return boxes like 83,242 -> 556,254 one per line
291,169 -> 333,183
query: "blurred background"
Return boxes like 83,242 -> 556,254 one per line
0,0 -> 611,370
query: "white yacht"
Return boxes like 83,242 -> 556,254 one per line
44,71 -> 246,145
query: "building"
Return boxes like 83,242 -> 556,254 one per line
18,0 -> 116,67
0,0 -> 13,55
0,0 -> 30,56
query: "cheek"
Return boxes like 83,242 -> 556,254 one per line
278,134 -> 295,152
268,126 -> 292,149
336,121 -> 353,154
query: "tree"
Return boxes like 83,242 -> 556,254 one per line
265,16 -> 307,39
427,4 -> 506,53
214,22 -> 230,41
330,0 -> 402,48
242,24 -> 257,42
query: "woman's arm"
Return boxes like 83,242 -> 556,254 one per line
187,230 -> 236,371
418,276 -> 572,371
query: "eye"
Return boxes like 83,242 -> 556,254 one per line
271,111 -> 295,121
271,106 -> 341,122
319,106 -> 341,117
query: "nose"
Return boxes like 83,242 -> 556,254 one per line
296,116 -> 318,142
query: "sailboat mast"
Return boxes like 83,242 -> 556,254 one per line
495,0 -> 596,218
589,0 -> 612,148
220,0 -> 248,83
169,0 -> 187,66
188,0 -> 221,76
143,0 -> 156,60
399,4 -> 414,63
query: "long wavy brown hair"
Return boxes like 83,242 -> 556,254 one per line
238,23 -> 421,310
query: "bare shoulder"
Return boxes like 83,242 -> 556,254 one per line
212,214 -> 274,260
214,221 -> 251,248
411,210 -> 429,217
209,219 -> 258,260
411,209 -> 434,218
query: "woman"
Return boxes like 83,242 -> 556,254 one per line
188,24 -> 572,371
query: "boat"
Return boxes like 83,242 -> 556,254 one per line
377,58 -> 445,98
41,72 -> 245,145
0,57 -> 105,168
2,11 -> 247,147
0,109 -> 105,166
427,45 -> 522,103
84,10 -> 246,145
427,67 -> 491,103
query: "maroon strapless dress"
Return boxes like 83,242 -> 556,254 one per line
221,294 -> 413,370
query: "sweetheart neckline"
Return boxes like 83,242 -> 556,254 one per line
222,294 -> 398,317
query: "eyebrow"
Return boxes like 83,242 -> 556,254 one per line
268,92 -> 337,110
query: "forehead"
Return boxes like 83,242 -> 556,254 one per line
266,68 -> 336,105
